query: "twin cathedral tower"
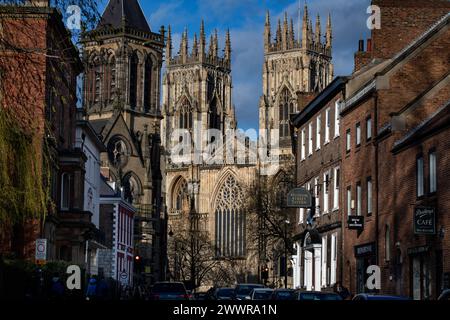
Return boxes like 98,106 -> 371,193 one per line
82,0 -> 333,284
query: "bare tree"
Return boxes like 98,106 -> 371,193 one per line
245,165 -> 297,286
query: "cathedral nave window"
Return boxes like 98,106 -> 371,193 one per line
215,175 -> 245,258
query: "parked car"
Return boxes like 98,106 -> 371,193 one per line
193,292 -> 208,301
234,284 -> 265,300
295,291 -> 343,301
213,288 -> 235,301
149,282 -> 190,300
438,289 -> 450,301
271,289 -> 296,301
352,294 -> 410,301
249,288 -> 274,300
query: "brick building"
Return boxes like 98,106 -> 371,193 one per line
0,1 -> 82,260
291,77 -> 347,291
340,0 -> 450,298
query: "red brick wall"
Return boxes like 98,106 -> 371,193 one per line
0,9 -> 81,259
371,0 -> 450,60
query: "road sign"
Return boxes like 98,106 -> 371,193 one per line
35,239 -> 47,264
286,188 -> 312,208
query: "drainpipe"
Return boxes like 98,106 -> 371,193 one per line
374,92 -> 380,267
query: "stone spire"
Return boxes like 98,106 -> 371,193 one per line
289,18 -> 295,49
315,14 -> 321,44
276,18 -> 282,49
200,20 -> 206,60
180,28 -> 188,62
308,19 -> 314,45
302,3 -> 309,48
225,29 -> 231,63
326,13 -> 332,49
282,12 -> 289,50
166,25 -> 172,63
192,33 -> 198,58
214,29 -> 219,57
264,11 -> 271,52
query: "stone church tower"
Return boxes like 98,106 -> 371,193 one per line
260,4 -> 333,162
161,21 -> 236,151
81,0 -> 166,284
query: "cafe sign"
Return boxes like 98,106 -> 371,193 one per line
414,207 -> 436,235
348,215 -> 365,230
286,188 -> 313,208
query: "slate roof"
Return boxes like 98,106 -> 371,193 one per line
98,0 -> 151,33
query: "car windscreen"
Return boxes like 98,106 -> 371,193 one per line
152,283 -> 186,294
276,291 -> 294,299
299,293 -> 321,300
236,285 -> 262,295
253,291 -> 273,299
217,289 -> 234,297
321,294 -> 342,300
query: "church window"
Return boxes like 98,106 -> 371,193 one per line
108,138 -> 129,168
279,88 -> 292,139
215,175 -> 245,258
129,52 -> 138,109
94,63 -> 101,103
144,56 -> 153,112
174,179 -> 188,212
109,56 -> 116,102
179,100 -> 193,130
123,174 -> 140,205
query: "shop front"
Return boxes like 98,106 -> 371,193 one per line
354,242 -> 377,294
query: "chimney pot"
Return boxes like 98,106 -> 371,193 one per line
367,39 -> 372,52
358,39 -> 365,52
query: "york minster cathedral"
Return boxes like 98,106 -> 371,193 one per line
79,0 -> 333,288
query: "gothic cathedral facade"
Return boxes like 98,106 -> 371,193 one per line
163,3 -> 334,288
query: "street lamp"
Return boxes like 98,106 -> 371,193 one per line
284,219 -> 290,289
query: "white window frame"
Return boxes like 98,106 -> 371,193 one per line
347,187 -> 352,216
367,177 -> 373,215
316,115 -> 321,150
301,129 -> 306,160
356,123 -> 361,146
356,182 -> 362,216
325,108 -> 331,144
321,235 -> 328,288
308,123 -> 313,156
346,129 -> 351,152
429,152 -> 437,193
333,167 -> 340,211
330,233 -> 337,285
314,177 -> 319,217
366,116 -> 372,141
417,156 -> 424,197
323,172 -> 329,214
334,101 -> 340,138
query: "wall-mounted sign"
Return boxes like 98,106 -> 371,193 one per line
414,207 -> 436,235
286,188 -> 312,208
35,239 -> 47,265
355,242 -> 376,258
348,216 -> 364,230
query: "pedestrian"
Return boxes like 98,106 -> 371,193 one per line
86,276 -> 98,301
333,281 -> 351,300
96,276 -> 109,300
50,274 -> 65,301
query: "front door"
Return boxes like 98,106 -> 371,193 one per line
411,254 -> 432,300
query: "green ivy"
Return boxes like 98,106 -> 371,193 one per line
0,108 -> 53,226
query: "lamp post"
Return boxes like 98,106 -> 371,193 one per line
284,219 -> 291,289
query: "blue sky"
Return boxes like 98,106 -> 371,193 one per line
99,0 -> 371,130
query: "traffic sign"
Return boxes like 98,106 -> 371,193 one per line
35,239 -> 47,264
